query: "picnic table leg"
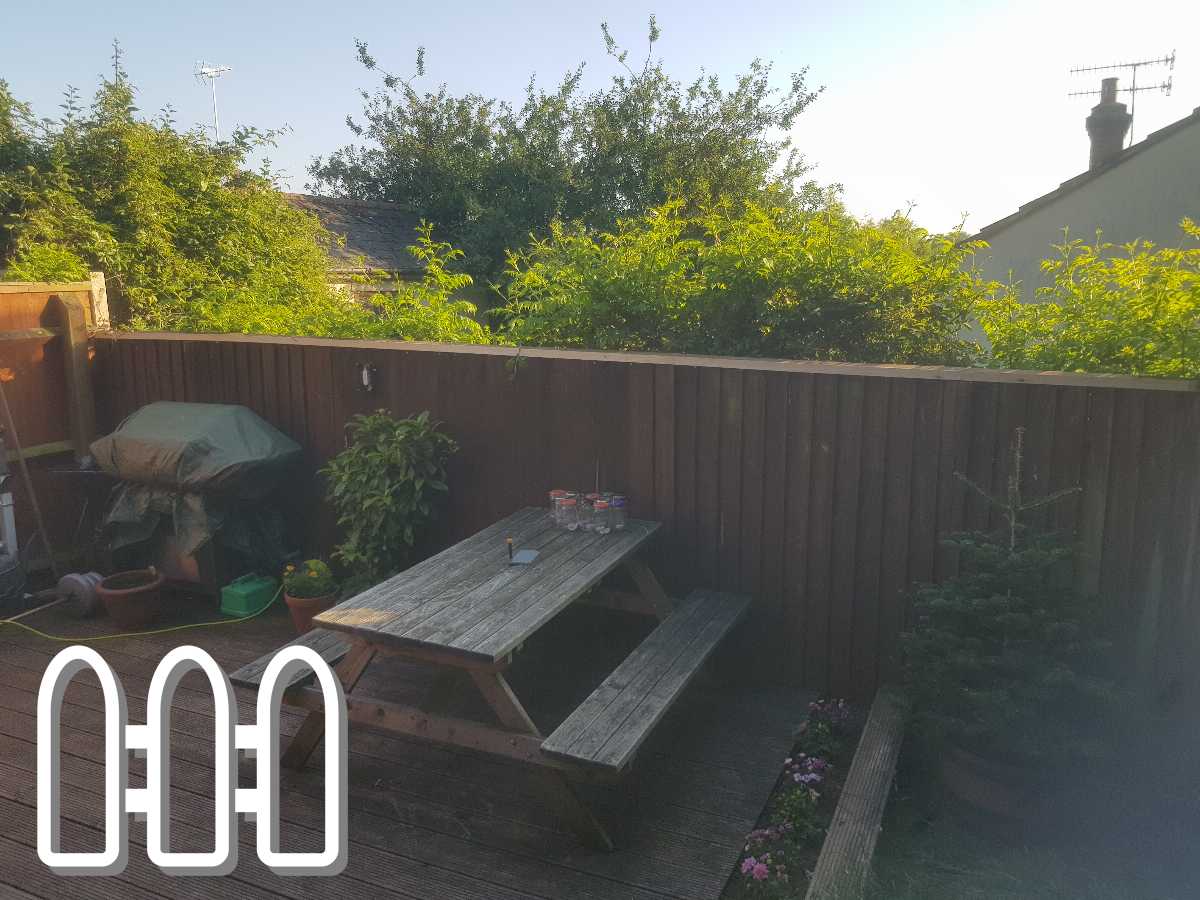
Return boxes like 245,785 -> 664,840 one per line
623,558 -> 674,620
468,670 -> 613,849
281,640 -> 376,770
468,670 -> 541,736
542,772 -> 614,852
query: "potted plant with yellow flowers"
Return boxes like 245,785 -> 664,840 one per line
282,559 -> 338,634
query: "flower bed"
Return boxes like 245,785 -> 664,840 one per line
723,698 -> 861,898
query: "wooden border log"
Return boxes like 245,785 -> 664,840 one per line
806,685 -> 908,900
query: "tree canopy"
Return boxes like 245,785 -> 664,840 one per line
308,19 -> 823,282
0,56 -> 490,343
977,221 -> 1200,379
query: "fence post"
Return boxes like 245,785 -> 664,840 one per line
51,294 -> 97,460
88,271 -> 111,330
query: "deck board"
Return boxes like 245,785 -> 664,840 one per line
2,597 -> 803,899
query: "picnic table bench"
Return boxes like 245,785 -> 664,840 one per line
231,507 -> 749,849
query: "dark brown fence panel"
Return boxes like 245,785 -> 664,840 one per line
91,334 -> 1200,696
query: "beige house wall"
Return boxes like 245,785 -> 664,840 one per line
972,116 -> 1200,299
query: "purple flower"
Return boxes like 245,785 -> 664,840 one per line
741,856 -> 757,875
808,698 -> 852,729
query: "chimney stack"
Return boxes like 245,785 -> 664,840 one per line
1085,77 -> 1131,170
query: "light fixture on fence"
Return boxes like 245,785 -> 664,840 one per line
356,362 -> 378,393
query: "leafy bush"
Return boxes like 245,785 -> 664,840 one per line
900,429 -> 1119,766
364,224 -> 493,344
977,220 -> 1200,378
0,62 -> 491,344
0,64 -> 363,335
322,410 -> 456,582
309,19 -> 822,281
282,559 -> 337,599
501,199 -> 985,363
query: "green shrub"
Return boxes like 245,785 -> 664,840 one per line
500,198 -> 985,364
282,559 -> 337,599
0,67 -> 360,335
1,65 -> 491,344
322,410 -> 456,582
365,223 -> 493,344
977,219 -> 1200,378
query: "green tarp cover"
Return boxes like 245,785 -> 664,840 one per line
91,402 -> 302,554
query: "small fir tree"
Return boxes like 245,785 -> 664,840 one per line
901,428 -> 1119,767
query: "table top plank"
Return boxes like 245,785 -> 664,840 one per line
397,526 -> 605,646
370,517 -> 569,638
313,508 -> 661,662
465,521 -> 659,659
315,508 -> 547,628
378,507 -> 551,602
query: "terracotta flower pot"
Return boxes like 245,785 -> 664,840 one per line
97,569 -> 165,630
284,592 -> 336,634
942,743 -> 1044,822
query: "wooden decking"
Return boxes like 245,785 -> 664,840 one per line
0,595 -> 803,899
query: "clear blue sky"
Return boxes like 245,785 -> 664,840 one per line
2,0 -> 1196,233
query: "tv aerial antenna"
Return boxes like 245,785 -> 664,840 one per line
194,62 -> 232,142
1068,51 -> 1175,145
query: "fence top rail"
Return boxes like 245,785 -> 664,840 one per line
94,330 -> 1200,393
0,282 -> 93,294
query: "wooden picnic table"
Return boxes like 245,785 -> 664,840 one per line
232,507 -> 749,849
314,506 -> 665,663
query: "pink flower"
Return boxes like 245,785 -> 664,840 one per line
752,862 -> 770,881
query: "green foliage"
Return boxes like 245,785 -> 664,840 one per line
900,429 -> 1118,767
772,785 -> 824,845
0,81 -> 37,265
282,559 -> 337,599
309,19 -> 822,281
501,199 -> 985,363
364,223 -> 493,344
4,242 -> 90,281
977,220 -> 1200,378
795,720 -> 841,760
0,63 -> 490,344
0,65 -> 350,332
321,410 -> 456,581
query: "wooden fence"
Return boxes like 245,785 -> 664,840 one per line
0,283 -> 103,572
87,332 -> 1200,696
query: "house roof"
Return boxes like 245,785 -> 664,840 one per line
971,104 -> 1200,241
283,193 -> 424,275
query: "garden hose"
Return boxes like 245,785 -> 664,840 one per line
0,584 -> 283,643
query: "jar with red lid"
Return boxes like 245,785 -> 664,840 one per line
559,497 -> 580,531
592,499 -> 612,534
